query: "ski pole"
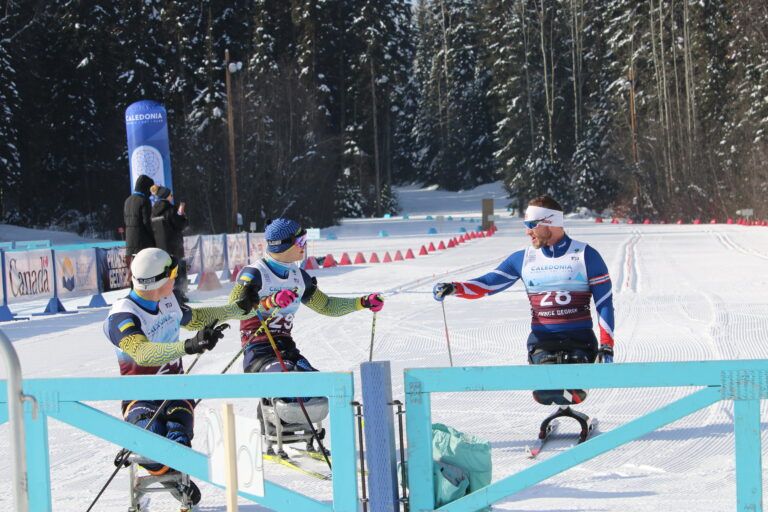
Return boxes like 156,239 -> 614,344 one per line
368,311 -> 377,362
256,309 -> 333,472
440,301 -> 454,367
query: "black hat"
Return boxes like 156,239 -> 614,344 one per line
155,186 -> 171,199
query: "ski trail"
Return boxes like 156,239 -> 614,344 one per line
614,231 -> 641,295
710,229 -> 768,260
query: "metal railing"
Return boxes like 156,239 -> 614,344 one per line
404,360 -> 767,511
0,329 -> 29,512
0,371 -> 359,511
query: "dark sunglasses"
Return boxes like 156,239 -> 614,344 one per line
523,214 -> 554,230
266,228 -> 308,249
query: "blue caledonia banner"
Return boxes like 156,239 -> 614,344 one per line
125,100 -> 173,193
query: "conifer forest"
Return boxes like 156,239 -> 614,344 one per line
1,1 -> 767,233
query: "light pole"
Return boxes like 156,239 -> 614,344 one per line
224,49 -> 242,232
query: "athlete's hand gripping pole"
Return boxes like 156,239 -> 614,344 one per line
255,308 -> 333,472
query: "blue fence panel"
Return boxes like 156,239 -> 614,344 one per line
1,371 -> 359,511
404,360 -> 768,512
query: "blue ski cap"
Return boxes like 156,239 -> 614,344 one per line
265,218 -> 303,253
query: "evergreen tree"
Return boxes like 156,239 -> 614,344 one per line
0,33 -> 21,220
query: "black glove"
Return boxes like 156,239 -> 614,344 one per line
598,344 -> 614,363
433,282 -> 455,302
184,320 -> 229,354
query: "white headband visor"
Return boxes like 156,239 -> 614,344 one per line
524,205 -> 564,228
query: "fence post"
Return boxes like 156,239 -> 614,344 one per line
404,374 -> 435,512
329,374 -> 359,512
0,250 -> 15,321
734,399 -> 763,511
80,248 -> 109,308
221,234 -> 232,280
361,361 -> 400,511
25,402 -> 52,511
39,249 -> 69,315
0,329 -> 30,511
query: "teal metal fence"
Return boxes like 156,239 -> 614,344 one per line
0,371 -> 359,511
404,360 -> 767,512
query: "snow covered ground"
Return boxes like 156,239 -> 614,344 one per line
2,183 -> 768,511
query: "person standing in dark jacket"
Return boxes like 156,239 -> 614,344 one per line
151,185 -> 189,299
124,174 -> 156,269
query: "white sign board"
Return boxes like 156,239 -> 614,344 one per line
226,233 -> 248,270
306,228 -> 321,241
204,407 -> 265,497
201,234 -> 226,271
183,235 -> 201,275
55,248 -> 99,298
248,233 -> 265,263
5,249 -> 54,304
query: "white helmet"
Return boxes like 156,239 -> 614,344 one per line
131,248 -> 177,291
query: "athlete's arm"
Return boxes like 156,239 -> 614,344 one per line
453,251 -> 524,299
182,286 -> 257,331
300,270 -> 363,316
107,312 -> 186,366
585,245 -> 615,347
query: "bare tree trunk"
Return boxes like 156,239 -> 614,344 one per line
370,57 -> 381,216
628,47 -> 639,165
658,0 -> 675,195
682,0 -> 697,171
518,0 -> 536,150
537,0 -> 554,161
669,0 -> 686,185
439,0 -> 452,138
569,0 -> 583,145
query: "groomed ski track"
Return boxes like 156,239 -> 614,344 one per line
2,189 -> 768,510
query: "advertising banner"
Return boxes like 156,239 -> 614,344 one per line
226,233 -> 248,270
54,248 -> 99,299
184,235 -> 201,275
247,233 -> 265,263
201,234 -> 225,272
96,246 -> 131,292
5,249 -> 54,304
0,252 -> 6,306
125,100 -> 173,193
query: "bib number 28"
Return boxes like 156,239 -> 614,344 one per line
540,291 -> 572,306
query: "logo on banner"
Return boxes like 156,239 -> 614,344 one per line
105,248 -> 130,290
131,145 -> 163,179
125,112 -> 163,123
61,257 -> 76,291
8,256 -> 51,298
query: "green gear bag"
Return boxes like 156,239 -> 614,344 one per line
432,423 -> 492,510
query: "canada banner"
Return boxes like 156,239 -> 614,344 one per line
96,246 -> 131,292
55,248 -> 99,299
226,233 -> 248,270
5,249 -> 55,303
183,235 -> 201,275
201,234 -> 226,272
